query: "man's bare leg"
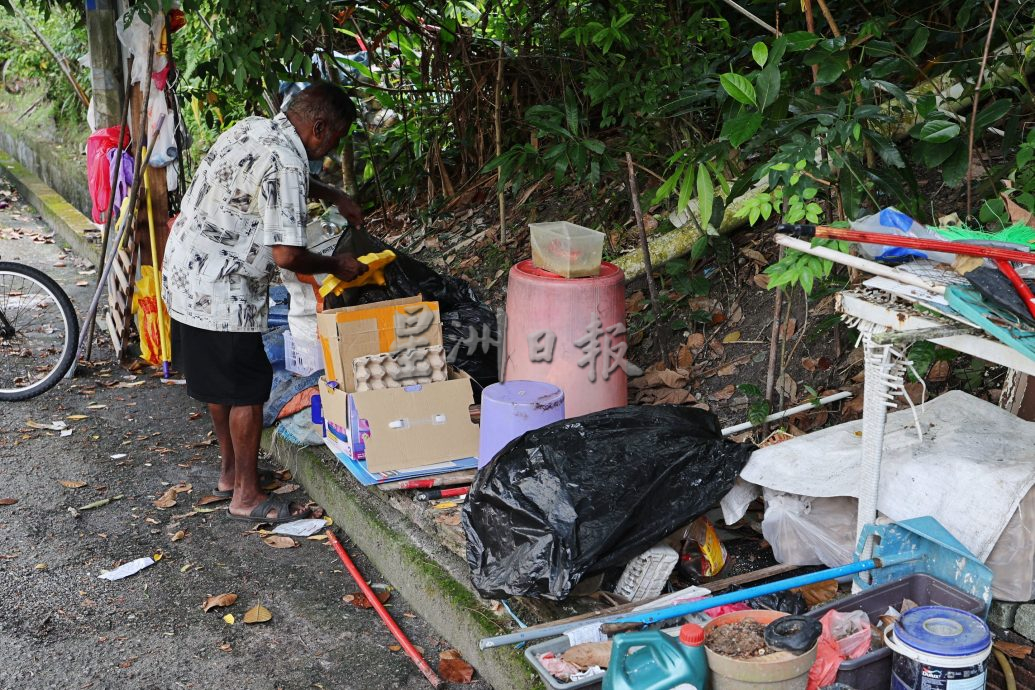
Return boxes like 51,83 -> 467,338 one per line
227,404 -> 304,518
208,403 -> 236,493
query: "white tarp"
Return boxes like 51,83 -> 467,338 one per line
721,390 -> 1035,600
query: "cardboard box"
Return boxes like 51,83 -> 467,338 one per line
316,296 -> 443,391
318,371 -> 479,472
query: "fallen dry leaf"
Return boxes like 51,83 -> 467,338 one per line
435,513 -> 461,527
928,360 -> 950,383
262,535 -> 298,549
439,650 -> 475,684
67,415 -> 88,420
170,530 -> 186,542
994,639 -> 1032,659
780,318 -> 797,340
196,494 -> 226,506
222,613 -> 235,625
710,384 -> 736,402
722,330 -> 741,344
272,483 -> 300,495
776,373 -> 798,401
952,255 -> 983,275
686,332 -> 706,352
1001,192 -> 1035,229
741,248 -> 768,264
203,593 -> 238,612
349,589 -> 391,609
388,644 -> 402,652
793,579 -> 838,607
0,498 -> 17,506
716,364 -> 738,377
752,273 -> 770,289
243,604 -> 272,624
153,489 -> 178,509
219,643 -> 232,653
563,641 -> 613,670
59,480 -> 87,489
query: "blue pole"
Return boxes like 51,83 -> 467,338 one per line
479,552 -> 917,649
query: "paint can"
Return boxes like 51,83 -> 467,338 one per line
885,606 -> 992,690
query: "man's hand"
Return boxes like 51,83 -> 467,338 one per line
333,190 -> 363,228
332,253 -> 368,283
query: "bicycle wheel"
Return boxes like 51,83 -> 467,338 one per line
0,261 -> 80,401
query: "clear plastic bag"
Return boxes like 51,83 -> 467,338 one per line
761,490 -> 856,567
984,486 -> 1035,601
851,207 -> 957,265
807,610 -> 871,690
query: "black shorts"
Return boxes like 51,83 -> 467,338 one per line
170,319 -> 273,406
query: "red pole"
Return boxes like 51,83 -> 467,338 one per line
812,226 -> 1035,265
325,530 -> 444,688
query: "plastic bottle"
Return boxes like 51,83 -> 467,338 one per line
603,624 -> 709,690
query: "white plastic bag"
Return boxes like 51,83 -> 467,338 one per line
984,486 -> 1035,601
115,9 -> 167,86
761,490 -> 856,566
147,88 -> 177,167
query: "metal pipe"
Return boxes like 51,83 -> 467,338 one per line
326,530 -> 444,688
721,391 -> 853,436
479,552 -> 917,649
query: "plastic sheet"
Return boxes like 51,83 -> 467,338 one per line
461,405 -> 753,600
329,226 -> 499,386
852,207 -> 957,265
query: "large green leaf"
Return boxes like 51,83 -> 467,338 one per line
721,112 -> 763,147
918,120 -> 961,143
975,100 -> 1012,131
752,42 -> 768,67
696,164 -> 714,231
756,66 -> 781,112
941,144 -> 969,188
783,31 -> 820,52
865,131 -> 906,168
719,73 -> 757,108
907,27 -> 929,57
915,140 -> 960,168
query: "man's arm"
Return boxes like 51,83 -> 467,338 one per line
271,245 -> 367,281
309,177 -> 363,228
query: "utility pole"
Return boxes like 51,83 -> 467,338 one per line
84,0 -> 125,128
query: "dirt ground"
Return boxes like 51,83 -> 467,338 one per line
0,178 -> 489,689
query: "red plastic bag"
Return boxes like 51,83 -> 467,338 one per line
807,610 -> 871,690
87,126 -> 130,224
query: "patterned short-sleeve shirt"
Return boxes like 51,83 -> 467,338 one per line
162,113 -> 309,332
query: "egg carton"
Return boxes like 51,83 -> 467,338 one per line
353,345 -> 448,391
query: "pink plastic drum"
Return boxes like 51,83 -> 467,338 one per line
503,260 -> 627,419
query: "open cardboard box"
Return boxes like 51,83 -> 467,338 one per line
318,369 -> 479,473
317,295 -> 443,392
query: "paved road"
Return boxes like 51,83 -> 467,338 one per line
0,178 -> 490,690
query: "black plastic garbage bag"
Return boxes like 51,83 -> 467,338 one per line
462,405 -> 754,600
327,227 -> 499,386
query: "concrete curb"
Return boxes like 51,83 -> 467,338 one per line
0,149 -> 100,266
262,430 -> 543,690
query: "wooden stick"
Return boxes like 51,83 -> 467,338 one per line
966,0 -> 1003,218
626,153 -> 668,366
494,40 -> 506,243
10,1 -> 90,109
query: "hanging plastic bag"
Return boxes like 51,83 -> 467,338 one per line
115,9 -> 167,86
462,405 -> 753,599
147,89 -> 178,167
87,126 -> 130,224
132,265 -> 169,366
328,222 -> 499,386
761,490 -> 856,567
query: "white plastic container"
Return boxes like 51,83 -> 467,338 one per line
613,545 -> 679,601
529,222 -> 605,278
284,330 -> 322,376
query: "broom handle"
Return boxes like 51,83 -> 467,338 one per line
479,552 -> 917,649
779,223 -> 1035,265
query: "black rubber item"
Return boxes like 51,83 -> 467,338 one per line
764,615 -> 823,653
965,265 -> 1035,328
776,223 -> 818,238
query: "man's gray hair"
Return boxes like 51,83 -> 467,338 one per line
285,82 -> 357,131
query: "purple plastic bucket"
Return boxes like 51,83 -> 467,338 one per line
477,380 -> 564,469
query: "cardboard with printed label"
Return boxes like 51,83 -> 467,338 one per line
316,296 -> 443,391
318,371 -> 479,472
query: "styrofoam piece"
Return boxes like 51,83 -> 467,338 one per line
353,345 -> 448,391
613,545 -> 679,602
